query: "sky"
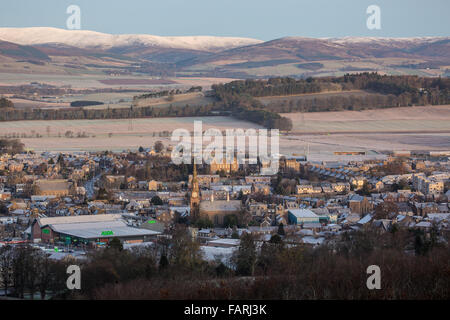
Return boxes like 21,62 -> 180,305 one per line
0,0 -> 449,40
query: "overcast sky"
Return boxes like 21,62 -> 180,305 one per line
1,0 -> 449,40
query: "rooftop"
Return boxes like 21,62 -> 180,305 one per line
39,214 -> 123,226
49,220 -> 160,239
288,209 -> 319,219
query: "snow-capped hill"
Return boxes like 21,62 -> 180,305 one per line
0,27 -> 263,52
328,36 -> 449,44
274,35 -> 449,44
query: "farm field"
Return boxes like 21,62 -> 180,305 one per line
282,105 -> 450,133
6,91 -> 213,110
0,116 -> 264,152
189,57 -> 444,78
0,70 -> 235,90
0,72 -> 182,89
8,98 -> 70,109
64,91 -> 142,110
276,105 -> 450,158
279,132 -> 450,160
133,92 -> 214,109
0,105 -> 448,154
5,91 -> 143,110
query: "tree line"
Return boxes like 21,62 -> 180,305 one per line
212,73 -> 449,101
80,225 -> 450,299
0,139 -> 24,154
1,221 -> 448,300
264,92 -> 423,113
0,73 -> 448,131
0,245 -> 69,299
0,103 -> 217,121
210,73 -> 449,126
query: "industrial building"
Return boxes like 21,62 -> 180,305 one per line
31,214 -> 160,246
288,209 -> 320,225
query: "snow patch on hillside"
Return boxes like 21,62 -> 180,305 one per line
0,27 -> 263,52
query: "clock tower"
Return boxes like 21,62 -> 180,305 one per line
190,163 -> 200,213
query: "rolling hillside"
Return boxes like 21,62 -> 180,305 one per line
0,39 -> 50,61
182,37 -> 450,77
0,27 -> 449,78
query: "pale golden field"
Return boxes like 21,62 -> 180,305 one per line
279,132 -> 450,160
0,106 -> 448,154
0,68 -> 235,90
0,72 -> 170,89
169,77 -> 237,88
191,57 -> 445,78
133,92 -> 214,109
282,105 -> 450,133
277,105 -> 450,157
9,98 -> 70,109
0,116 -> 264,152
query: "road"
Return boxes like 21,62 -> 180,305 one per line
85,173 -> 102,200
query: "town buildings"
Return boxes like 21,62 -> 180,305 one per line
0,148 -> 448,262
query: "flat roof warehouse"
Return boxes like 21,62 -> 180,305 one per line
31,214 -> 160,245
50,220 -> 159,240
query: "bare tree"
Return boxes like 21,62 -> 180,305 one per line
0,245 -> 14,296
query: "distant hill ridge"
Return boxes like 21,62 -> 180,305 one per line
0,27 -> 449,78
0,27 -> 263,52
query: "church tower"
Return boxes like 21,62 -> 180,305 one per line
190,163 -> 200,212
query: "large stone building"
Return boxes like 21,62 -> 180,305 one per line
34,179 -> 71,197
199,194 -> 242,225
281,157 -> 302,172
188,174 -> 220,188
209,157 -> 239,174
348,194 -> 373,215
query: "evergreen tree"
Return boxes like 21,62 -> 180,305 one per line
108,237 -> 123,251
277,223 -> 286,236
233,233 -> 257,276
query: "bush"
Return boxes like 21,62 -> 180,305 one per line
0,97 -> 14,109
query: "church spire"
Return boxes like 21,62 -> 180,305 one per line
190,163 -> 200,213
192,163 -> 198,192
